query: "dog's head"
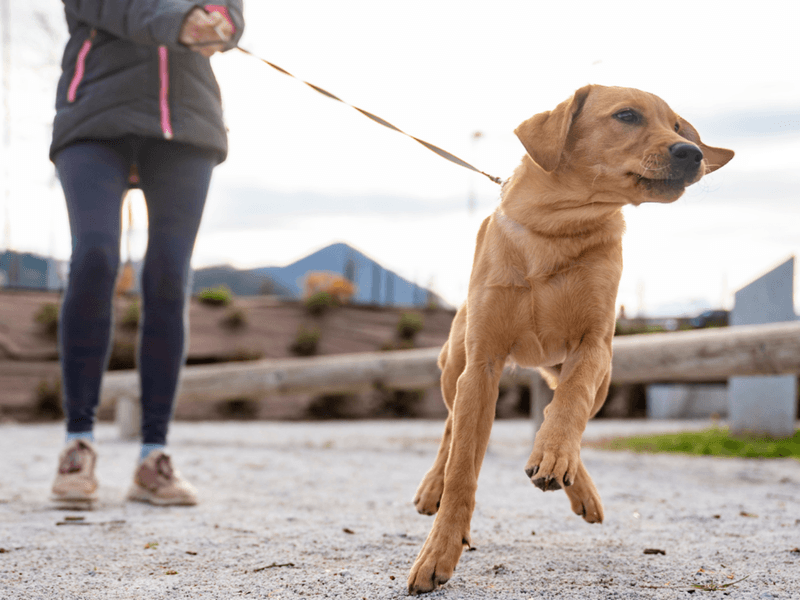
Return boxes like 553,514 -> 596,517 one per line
514,85 -> 734,204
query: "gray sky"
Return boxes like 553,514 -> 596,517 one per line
2,0 -> 799,313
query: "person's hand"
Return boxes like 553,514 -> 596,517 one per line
179,8 -> 232,57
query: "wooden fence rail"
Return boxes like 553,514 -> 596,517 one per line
608,321 -> 800,383
101,321 -> 800,438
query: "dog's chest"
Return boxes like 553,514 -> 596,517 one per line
493,210 -> 582,281
510,331 -> 567,368
509,283 -> 578,368
488,209 -> 620,367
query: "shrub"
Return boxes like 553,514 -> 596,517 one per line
615,322 -> 667,336
185,348 -> 264,365
217,397 -> 259,420
306,393 -> 355,419
34,303 -> 60,339
120,300 -> 140,330
220,307 -> 247,330
304,291 -> 338,316
376,388 -> 425,417
397,312 -> 424,341
35,378 -> 63,419
229,347 -> 263,362
380,339 -> 415,352
289,325 -> 320,356
259,279 -> 275,295
197,284 -> 233,307
108,340 -> 136,370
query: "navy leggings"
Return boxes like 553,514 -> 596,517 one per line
55,137 -> 217,445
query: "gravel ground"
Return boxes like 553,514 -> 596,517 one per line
2,419 -> 799,600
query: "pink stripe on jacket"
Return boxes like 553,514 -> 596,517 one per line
158,46 -> 173,139
67,32 -> 95,103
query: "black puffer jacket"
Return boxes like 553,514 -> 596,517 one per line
50,0 -> 245,164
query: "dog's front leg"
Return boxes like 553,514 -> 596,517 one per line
408,354 -> 505,595
524,340 -> 610,498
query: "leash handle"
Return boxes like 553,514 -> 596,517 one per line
195,42 -> 503,185
214,24 -> 228,40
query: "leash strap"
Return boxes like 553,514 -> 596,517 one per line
233,46 -> 503,185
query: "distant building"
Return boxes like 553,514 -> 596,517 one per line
0,250 -> 65,291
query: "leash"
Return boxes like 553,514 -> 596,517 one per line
195,39 -> 503,185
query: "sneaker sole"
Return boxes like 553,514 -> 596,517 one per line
126,486 -> 197,506
51,494 -> 97,508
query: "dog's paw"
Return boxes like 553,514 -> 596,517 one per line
563,463 -> 604,523
407,526 -> 469,595
524,444 -> 580,492
413,471 -> 444,516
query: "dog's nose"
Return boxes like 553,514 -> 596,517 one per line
669,142 -> 703,168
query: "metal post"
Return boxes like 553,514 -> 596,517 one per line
115,396 -> 141,440
529,369 -> 553,443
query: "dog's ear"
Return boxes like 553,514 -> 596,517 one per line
677,117 -> 734,174
514,85 -> 593,172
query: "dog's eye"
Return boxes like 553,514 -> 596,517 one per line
674,122 -> 680,132
614,110 -> 640,124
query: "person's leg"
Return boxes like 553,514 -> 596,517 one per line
56,141 -> 129,438
135,139 -> 215,453
52,141 -> 130,502
124,140 -> 214,506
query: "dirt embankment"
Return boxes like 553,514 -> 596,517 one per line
1,290 -> 488,422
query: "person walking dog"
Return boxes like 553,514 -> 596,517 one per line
50,0 -> 244,506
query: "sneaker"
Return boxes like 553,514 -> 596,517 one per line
51,439 -> 98,503
127,450 -> 198,506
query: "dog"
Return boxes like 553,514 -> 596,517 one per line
407,85 -> 734,594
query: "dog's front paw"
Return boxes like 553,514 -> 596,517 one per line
407,526 -> 469,595
413,471 -> 444,516
524,443 -> 581,492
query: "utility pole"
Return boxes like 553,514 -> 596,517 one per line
467,131 -> 483,214
1,0 -> 11,254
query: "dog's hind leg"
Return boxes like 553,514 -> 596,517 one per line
413,309 -> 467,516
413,413 -> 452,515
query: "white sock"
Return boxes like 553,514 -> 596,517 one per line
140,443 -> 166,462
65,431 -> 94,444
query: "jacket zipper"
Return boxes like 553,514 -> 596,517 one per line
67,29 -> 96,103
158,46 -> 174,139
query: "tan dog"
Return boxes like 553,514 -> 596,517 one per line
407,85 -> 734,594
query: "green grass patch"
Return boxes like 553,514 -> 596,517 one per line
600,427 -> 800,460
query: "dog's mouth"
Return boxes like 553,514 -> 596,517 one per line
628,172 -> 689,199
